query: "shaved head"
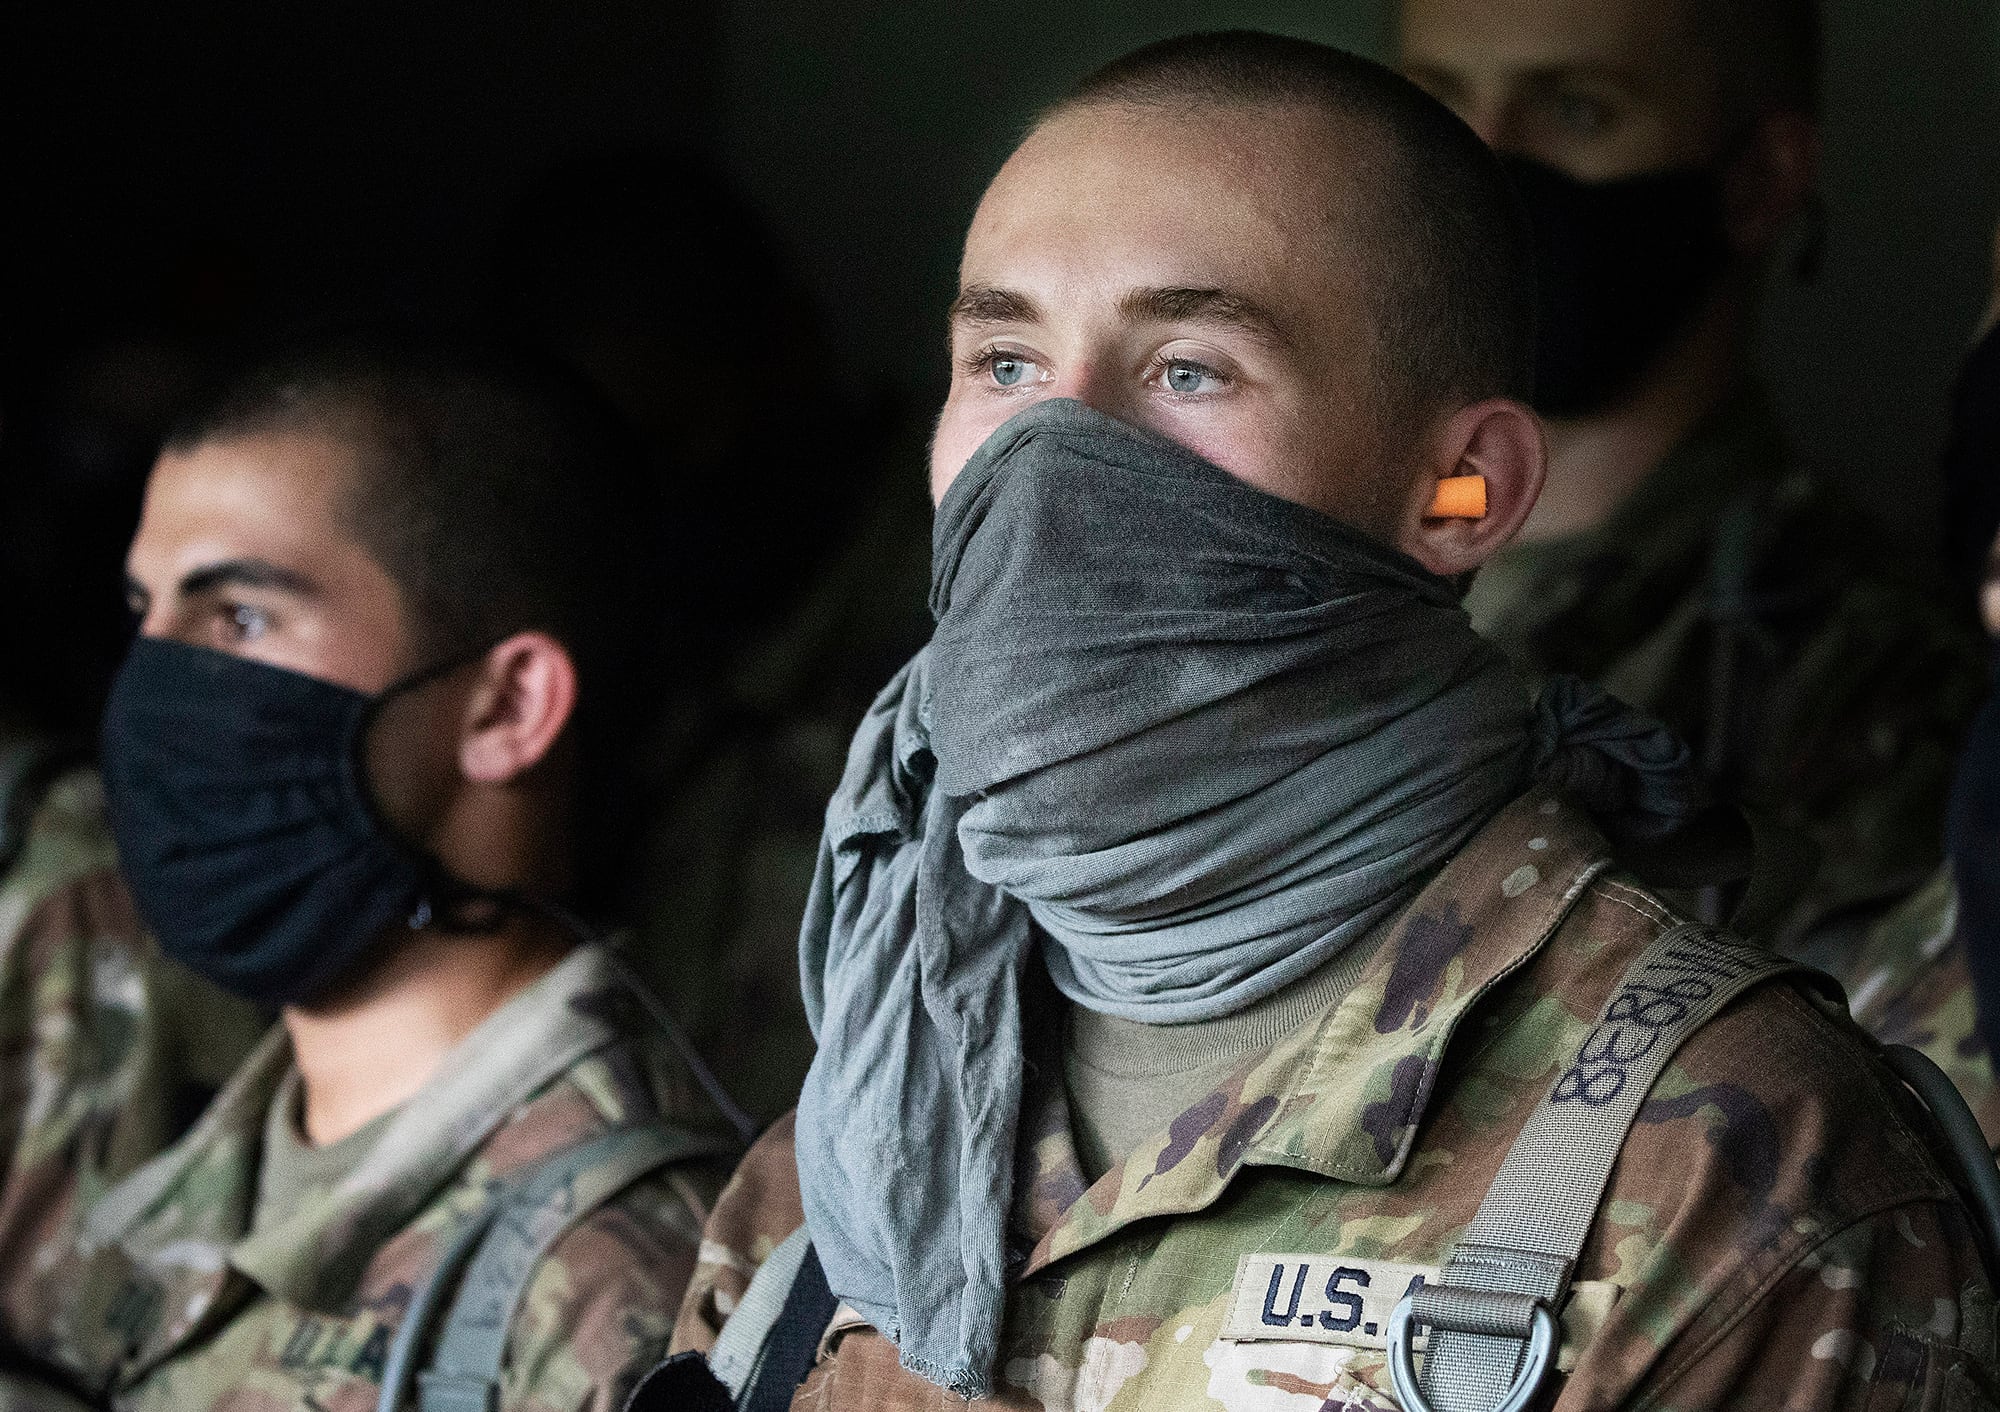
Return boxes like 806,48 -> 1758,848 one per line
1042,32 -> 1536,426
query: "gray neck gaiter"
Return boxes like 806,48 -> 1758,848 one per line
795,399 -> 1701,1396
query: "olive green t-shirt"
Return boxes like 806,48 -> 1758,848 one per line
252,1069 -> 397,1236
1062,926 -> 1386,1182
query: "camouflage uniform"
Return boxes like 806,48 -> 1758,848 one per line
1843,867 -> 2000,1150
0,860 -> 733,1412
1,767 -> 269,1206
1467,388 -> 1986,948
628,468 -> 933,1120
673,788 -> 2000,1410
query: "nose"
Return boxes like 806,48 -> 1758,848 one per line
1462,105 -> 1511,153
136,606 -> 175,641
1050,361 -> 1124,422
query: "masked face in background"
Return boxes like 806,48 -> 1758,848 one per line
1501,156 -> 1733,415
1942,325 -> 2000,1056
1400,0 -> 1814,417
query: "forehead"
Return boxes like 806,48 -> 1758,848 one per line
1402,0 -> 1706,79
963,101 -> 1376,309
1400,0 -> 1712,75
133,429 -> 365,573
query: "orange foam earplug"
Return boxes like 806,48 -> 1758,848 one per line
1426,475 -> 1488,519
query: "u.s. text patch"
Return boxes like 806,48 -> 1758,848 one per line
1222,1254 -> 1430,1348
1221,1254 -> 1618,1370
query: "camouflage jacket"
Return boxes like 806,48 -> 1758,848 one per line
1845,867 -> 2000,1149
1466,390 -> 1985,947
673,789 -> 2000,1411
1,768 -> 268,1210
0,884 -> 735,1412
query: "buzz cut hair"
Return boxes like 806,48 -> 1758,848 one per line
1048,30 -> 1537,427
161,327 -> 657,904
162,327 -> 639,677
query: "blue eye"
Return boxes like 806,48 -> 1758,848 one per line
990,356 -> 1031,388
1163,360 -> 1219,395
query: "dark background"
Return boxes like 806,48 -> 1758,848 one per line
3,0 -> 1998,730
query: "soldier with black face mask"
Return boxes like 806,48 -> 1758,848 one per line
1847,231 -> 2000,1147
0,332 -> 749,1412
1399,0 -> 1987,953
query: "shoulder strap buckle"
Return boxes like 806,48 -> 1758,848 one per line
1390,923 -> 1798,1412
1387,1290 -> 1556,1412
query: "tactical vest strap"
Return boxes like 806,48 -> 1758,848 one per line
1389,924 -> 1801,1412
374,1123 -> 715,1412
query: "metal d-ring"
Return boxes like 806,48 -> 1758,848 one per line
1385,1291 -> 1557,1412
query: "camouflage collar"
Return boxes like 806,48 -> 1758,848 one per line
84,944 -> 629,1315
1015,788 -> 1612,1275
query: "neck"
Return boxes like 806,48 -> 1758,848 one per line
284,911 -> 572,1144
1522,281 -> 1755,544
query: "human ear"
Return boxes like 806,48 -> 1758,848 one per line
1392,398 -> 1546,578
456,632 -> 580,785
1722,110 -> 1820,257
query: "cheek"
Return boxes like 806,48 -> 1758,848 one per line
1168,413 -> 1341,520
929,389 -> 1010,505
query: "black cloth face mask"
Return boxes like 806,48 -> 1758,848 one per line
101,636 -> 472,1008
1503,155 -> 1735,417
1944,326 -> 2000,1058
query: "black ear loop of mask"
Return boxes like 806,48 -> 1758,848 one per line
359,647 -> 516,934
363,654 -> 761,1144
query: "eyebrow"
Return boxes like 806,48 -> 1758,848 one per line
125,557 -> 321,612
1519,63 -> 1642,93
948,285 -> 1043,328
948,283 -> 1291,349
1120,287 -> 1291,349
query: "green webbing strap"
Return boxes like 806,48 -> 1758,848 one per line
375,1211 -> 497,1412
418,1124 -> 708,1412
1390,925 -> 1801,1412
372,1123 -> 711,1412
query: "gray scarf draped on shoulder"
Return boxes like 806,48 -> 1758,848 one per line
795,398 -> 1702,1396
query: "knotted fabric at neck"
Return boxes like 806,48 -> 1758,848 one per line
795,399 -> 1702,1395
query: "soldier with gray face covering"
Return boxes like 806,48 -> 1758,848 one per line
655,32 -> 2000,1412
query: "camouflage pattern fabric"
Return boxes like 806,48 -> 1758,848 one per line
1466,388 -> 1986,950
626,466 -> 934,1121
1,767 -> 269,1211
1,901 -> 732,1412
1844,866 -> 2000,1150
673,789 -> 2000,1411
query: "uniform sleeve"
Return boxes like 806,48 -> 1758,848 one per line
499,1168 -> 717,1412
1627,1199 -> 2000,1411
670,1112 -> 806,1357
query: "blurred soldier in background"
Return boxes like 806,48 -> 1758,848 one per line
491,148 -> 933,1118
1399,0 -> 1987,950
0,332 -> 742,1412
1847,228 -> 2000,1146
